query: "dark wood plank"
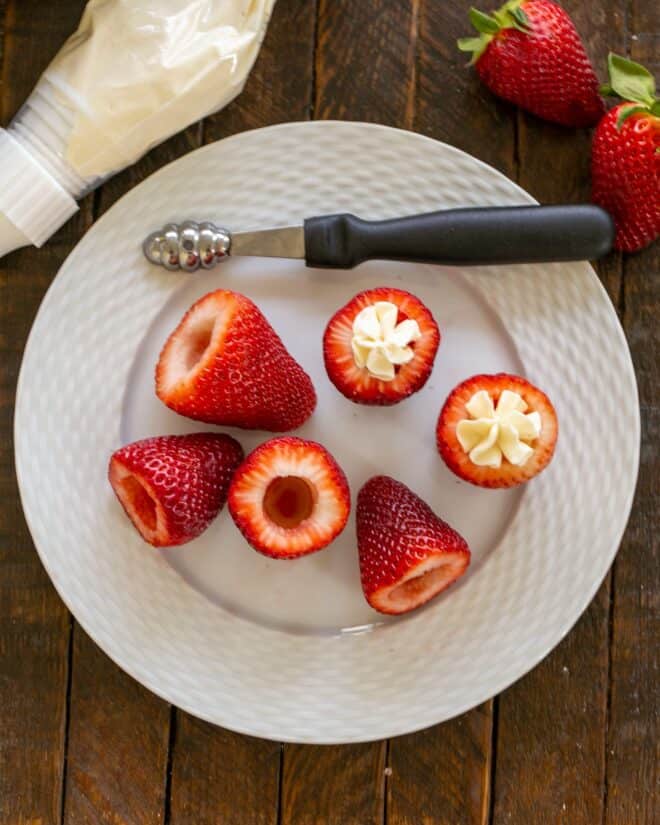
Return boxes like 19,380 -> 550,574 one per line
167,3 -> 316,821
491,2 -> 624,822
415,0 -> 516,176
1,0 -> 86,119
0,3 -> 90,825
315,0 -> 417,126
604,262 -> 658,825
62,629 -> 171,824
492,581 -> 611,823
389,703 -> 493,825
0,0 -> 90,822
604,73 -> 659,816
170,716 -> 281,825
0,1 -> 6,56
629,33 -> 660,71
281,743 -> 387,825
630,0 -> 659,34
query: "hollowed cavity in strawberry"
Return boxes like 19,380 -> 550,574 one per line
110,460 -> 165,544
263,475 -> 317,528
157,296 -> 229,393
119,474 -> 158,532
183,318 -> 216,371
383,554 -> 468,613
228,437 -> 350,558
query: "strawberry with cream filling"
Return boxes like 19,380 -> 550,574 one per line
323,287 -> 440,405
437,373 -> 558,488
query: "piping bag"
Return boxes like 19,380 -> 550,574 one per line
0,0 -> 276,259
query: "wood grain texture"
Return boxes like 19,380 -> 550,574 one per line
281,743 -> 387,825
1,0 -> 85,119
629,33 -> 660,70
631,0 -> 659,33
61,629 -> 170,825
604,240 -> 659,824
315,0 -> 417,125
491,2 -> 624,822
168,716 -> 281,825
492,581 -> 612,823
0,4 -> 88,825
415,0 -> 515,176
389,703 -> 493,825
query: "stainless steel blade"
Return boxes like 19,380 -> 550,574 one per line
230,225 -> 305,259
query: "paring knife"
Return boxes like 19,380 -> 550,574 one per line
143,204 -> 614,272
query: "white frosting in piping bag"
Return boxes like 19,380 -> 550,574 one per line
0,0 -> 275,256
46,0 -> 277,178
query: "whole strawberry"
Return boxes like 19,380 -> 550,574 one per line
458,1 -> 604,127
592,54 -> 660,252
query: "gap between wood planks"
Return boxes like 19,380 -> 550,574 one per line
0,0 -> 8,116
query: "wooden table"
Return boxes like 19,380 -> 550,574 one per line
1,2 -> 657,822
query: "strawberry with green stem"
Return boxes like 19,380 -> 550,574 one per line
592,54 -> 660,253
458,0 -> 604,127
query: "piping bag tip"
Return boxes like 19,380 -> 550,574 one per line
0,212 -> 30,260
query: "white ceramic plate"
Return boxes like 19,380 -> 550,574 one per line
15,122 -> 639,743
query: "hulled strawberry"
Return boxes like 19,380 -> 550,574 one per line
323,287 -> 440,405
357,476 -> 471,615
156,289 -> 316,431
109,433 -> 244,547
437,373 -> 557,488
228,437 -> 350,558
458,1 -> 604,127
592,54 -> 660,252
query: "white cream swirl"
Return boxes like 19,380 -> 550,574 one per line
351,301 -> 421,381
456,389 -> 541,468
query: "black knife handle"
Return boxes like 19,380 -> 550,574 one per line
303,205 -> 614,268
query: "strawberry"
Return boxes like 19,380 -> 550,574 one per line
458,1 -> 604,127
109,433 -> 244,547
323,287 -> 440,405
437,373 -> 557,488
156,289 -> 316,431
357,476 -> 471,615
228,437 -> 350,559
591,54 -> 660,252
